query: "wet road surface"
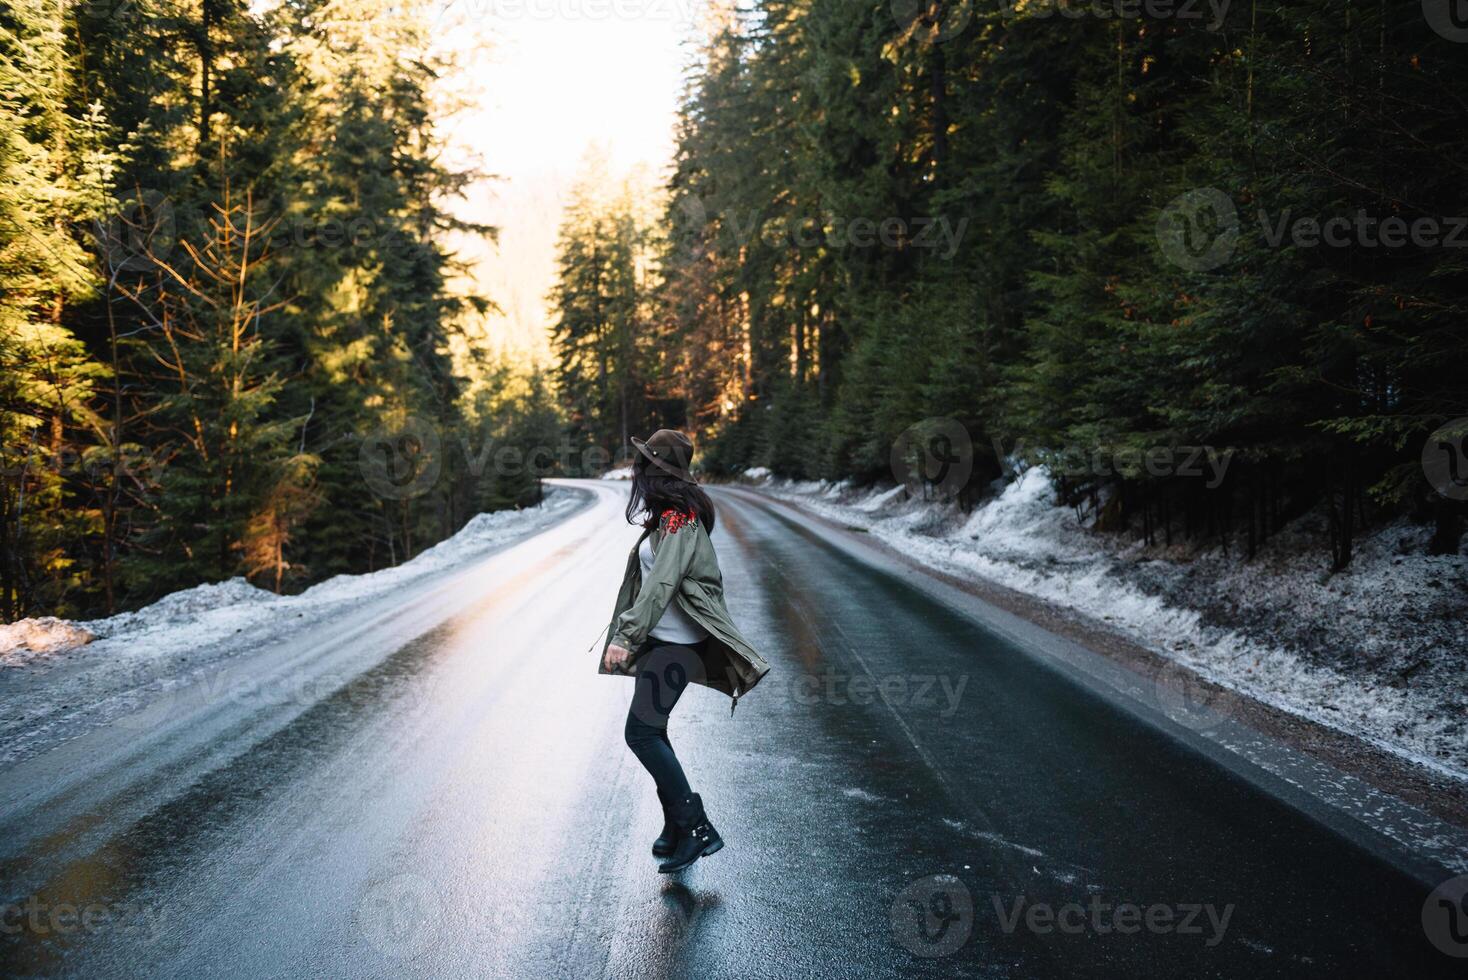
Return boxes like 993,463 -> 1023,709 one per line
0,480 -> 1459,978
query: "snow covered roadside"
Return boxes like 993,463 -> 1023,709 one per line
749,469 -> 1468,783
0,487 -> 585,764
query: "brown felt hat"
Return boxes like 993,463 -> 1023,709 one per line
631,429 -> 698,484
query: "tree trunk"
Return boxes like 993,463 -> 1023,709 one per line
1,484 -> 13,621
1428,499 -> 1463,555
1328,453 -> 1354,571
928,10 -> 948,175
199,0 -> 213,147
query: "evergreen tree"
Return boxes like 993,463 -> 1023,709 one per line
0,0 -> 549,621
625,0 -> 1468,566
548,160 -> 660,465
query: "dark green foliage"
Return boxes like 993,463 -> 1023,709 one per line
552,0 -> 1468,566
548,165 -> 666,469
0,0 -> 556,620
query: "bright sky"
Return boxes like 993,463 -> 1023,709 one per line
433,1 -> 703,363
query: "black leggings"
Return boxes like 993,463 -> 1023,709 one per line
623,639 -> 707,799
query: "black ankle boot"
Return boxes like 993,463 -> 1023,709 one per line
652,788 -> 678,858
657,792 -> 723,873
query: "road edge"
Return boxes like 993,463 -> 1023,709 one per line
0,483 -> 601,774
722,484 -> 1468,885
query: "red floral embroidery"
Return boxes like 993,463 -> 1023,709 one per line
660,508 -> 697,534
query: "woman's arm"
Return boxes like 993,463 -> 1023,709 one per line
607,511 -> 699,656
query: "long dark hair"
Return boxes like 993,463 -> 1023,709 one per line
625,454 -> 717,532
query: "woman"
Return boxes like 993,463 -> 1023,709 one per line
600,429 -> 771,873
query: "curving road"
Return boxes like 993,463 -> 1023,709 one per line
0,480 -> 1460,978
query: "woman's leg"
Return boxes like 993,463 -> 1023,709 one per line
623,642 -> 696,798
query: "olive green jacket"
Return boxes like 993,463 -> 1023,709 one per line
600,509 -> 771,708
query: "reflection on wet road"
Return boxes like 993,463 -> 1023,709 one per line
0,480 -> 1455,978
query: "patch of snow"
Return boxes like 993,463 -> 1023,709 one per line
0,618 -> 96,665
87,578 -> 275,643
291,501 -> 580,607
763,472 -> 1468,782
742,466 -> 772,483
0,487 -> 585,764
600,466 -> 633,480
106,489 -> 580,654
856,484 -> 906,513
973,831 -> 1047,859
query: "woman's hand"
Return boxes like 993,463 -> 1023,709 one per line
603,642 -> 632,672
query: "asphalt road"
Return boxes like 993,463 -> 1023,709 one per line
0,480 -> 1459,978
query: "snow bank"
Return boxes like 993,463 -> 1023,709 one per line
742,467 -> 772,483
288,501 -> 579,606
1,488 -> 582,670
0,487 -> 589,767
85,578 -> 276,647
763,471 -> 1468,781
0,617 -> 96,665
600,466 -> 633,480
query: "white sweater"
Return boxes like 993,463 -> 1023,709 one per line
637,535 -> 710,644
